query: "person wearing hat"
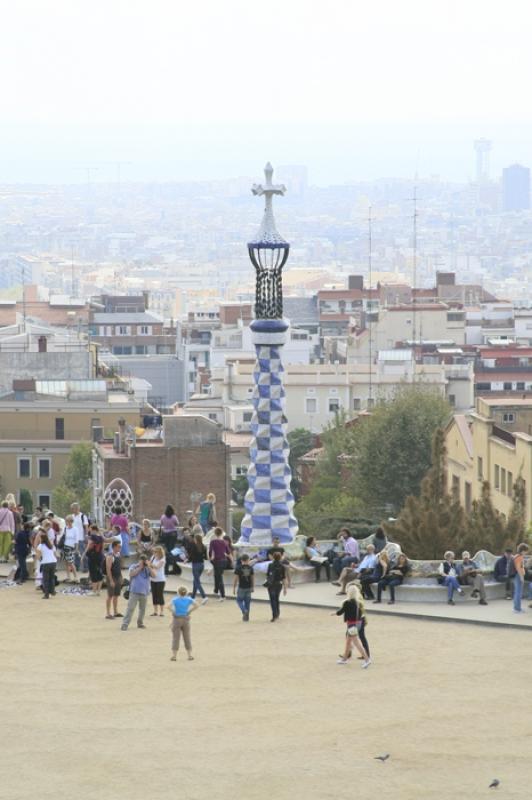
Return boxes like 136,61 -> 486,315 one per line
457,551 -> 488,605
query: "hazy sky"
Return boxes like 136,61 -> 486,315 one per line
2,0 -> 532,184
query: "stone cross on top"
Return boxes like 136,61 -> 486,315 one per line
250,162 -> 288,247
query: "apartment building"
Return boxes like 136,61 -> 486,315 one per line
93,415 -> 231,530
445,398 -> 532,522
0,380 -> 141,509
204,354 -> 472,433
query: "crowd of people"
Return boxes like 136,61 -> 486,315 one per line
2,493 -> 532,663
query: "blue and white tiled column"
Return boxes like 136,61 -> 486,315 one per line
240,319 -> 299,545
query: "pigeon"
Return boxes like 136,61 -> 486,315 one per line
374,754 -> 390,762
489,779 -> 500,789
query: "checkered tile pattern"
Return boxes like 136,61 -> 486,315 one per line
240,343 -> 299,544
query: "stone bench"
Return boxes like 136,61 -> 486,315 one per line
381,577 -> 507,604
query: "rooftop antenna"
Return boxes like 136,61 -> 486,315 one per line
411,184 -> 418,382
368,205 -> 373,407
22,264 -> 26,329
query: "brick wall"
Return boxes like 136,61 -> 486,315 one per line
102,443 -> 231,531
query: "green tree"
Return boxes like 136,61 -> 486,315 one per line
505,476 -> 527,549
463,481 -> 507,555
350,385 -> 450,515
287,427 -> 316,501
385,428 -> 467,559
52,442 -> 93,517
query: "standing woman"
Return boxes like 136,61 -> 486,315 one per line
167,586 -> 200,661
198,493 -> 216,534
84,525 -> 105,594
60,515 -> 79,583
266,551 -> 287,622
37,530 -> 58,599
138,519 -> 154,555
188,533 -> 208,603
0,500 -> 15,563
208,527 -> 230,602
110,505 -> 130,557
159,505 -> 179,553
149,545 -> 167,617
333,584 -> 371,667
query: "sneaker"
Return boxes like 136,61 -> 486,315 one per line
471,590 -> 479,598
457,588 -> 464,595
448,599 -> 455,605
362,659 -> 372,669
121,625 -> 127,631
373,600 -> 381,604
114,612 -> 124,618
337,658 -> 347,664
387,600 -> 395,605
218,597 -> 225,603
479,600 -> 488,606
137,623 -> 146,629
331,581 -> 341,587
201,598 -> 208,605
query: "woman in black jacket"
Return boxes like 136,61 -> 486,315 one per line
266,552 -> 287,622
332,584 -> 371,667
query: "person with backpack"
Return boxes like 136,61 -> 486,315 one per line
198,493 -> 216,534
266,551 -> 287,622
84,525 -> 105,594
14,523 -> 32,584
332,584 -> 371,667
512,542 -> 529,613
233,554 -> 254,621
36,530 -> 58,599
105,540 -> 123,619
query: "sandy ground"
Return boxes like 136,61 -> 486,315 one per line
2,583 -> 532,800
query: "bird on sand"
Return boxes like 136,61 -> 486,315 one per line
489,779 -> 500,789
374,754 -> 390,762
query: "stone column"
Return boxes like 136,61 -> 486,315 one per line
240,319 -> 298,545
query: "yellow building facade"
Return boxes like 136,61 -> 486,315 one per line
445,398 -> 532,524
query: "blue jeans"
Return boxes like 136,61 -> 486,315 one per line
513,576 -> 524,611
377,576 -> 403,602
268,585 -> 282,618
236,588 -> 252,616
443,575 -> 460,600
191,562 -> 206,599
333,555 -> 357,577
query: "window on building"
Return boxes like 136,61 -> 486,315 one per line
38,494 -> 51,509
118,325 -> 130,335
465,482 -> 472,514
139,325 -> 150,335
38,458 -> 51,479
452,475 -> 460,498
208,413 -> 218,421
234,465 -> 248,477
367,398 -> 375,408
135,345 -> 147,355
503,412 -> 515,423
448,394 -> 456,407
501,468 -> 507,495
507,471 -> 513,497
353,398 -> 361,410
328,398 -> 340,413
494,465 -> 500,489
476,382 -> 491,391
517,382 -> 525,391
305,398 -> 317,414
55,418 -> 64,440
503,382 -> 512,391
243,412 -> 253,423
18,458 -> 31,479
477,457 -> 483,480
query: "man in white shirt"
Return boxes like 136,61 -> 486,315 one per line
71,502 -> 89,571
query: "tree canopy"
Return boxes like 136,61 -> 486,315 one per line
52,442 -> 93,517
